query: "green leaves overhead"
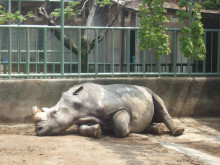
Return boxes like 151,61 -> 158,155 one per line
50,1 -> 80,19
139,0 -> 206,61
97,0 -> 113,7
0,10 -> 34,24
177,0 -> 206,61
139,0 -> 170,59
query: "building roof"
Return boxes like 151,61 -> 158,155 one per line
112,0 -> 220,15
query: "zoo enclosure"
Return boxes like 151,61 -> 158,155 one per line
0,25 -> 220,78
0,0 -> 220,78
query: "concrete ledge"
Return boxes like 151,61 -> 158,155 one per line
0,78 -> 220,123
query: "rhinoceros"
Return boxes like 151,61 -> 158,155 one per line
32,83 -> 184,138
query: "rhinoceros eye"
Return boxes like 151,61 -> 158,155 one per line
73,102 -> 81,110
51,110 -> 58,117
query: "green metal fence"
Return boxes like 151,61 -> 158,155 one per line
0,0 -> 219,78
0,25 -> 220,78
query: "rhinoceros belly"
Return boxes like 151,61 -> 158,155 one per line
123,86 -> 154,133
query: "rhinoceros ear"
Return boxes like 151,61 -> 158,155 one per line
73,86 -> 83,95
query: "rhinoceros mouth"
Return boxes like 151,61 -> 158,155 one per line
35,126 -> 47,136
35,122 -> 50,136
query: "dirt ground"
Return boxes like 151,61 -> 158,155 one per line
0,118 -> 220,165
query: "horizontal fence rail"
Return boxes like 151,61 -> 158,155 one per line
0,25 -> 220,78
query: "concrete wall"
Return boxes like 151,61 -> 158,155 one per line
0,78 -> 219,123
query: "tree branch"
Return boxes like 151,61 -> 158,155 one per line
88,2 -> 129,52
38,5 -> 79,55
82,0 -> 98,41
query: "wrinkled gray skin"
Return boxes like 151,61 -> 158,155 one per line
32,83 -> 184,137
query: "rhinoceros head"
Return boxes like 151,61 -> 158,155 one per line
32,86 -> 84,136
32,106 -> 73,136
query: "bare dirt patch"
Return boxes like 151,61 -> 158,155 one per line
0,118 -> 220,165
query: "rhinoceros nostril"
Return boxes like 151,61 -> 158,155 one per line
36,127 -> 43,132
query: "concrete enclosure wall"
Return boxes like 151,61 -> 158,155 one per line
0,78 -> 219,123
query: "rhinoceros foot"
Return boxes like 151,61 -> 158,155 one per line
93,124 -> 102,139
147,123 -> 165,135
172,127 -> 185,136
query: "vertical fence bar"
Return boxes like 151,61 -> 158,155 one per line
43,28 -> 47,77
217,30 -> 220,74
8,0 -> 11,12
103,30 -> 106,73
173,30 -> 177,75
60,0 -> 65,77
26,28 -> 30,78
17,0 -> 21,74
134,30 -> 138,72
203,31 -> 206,73
86,31 -> 89,73
78,28 -> 81,75
0,28 -> 1,74
111,29 -> 114,76
157,58 -> 161,77
70,30 -> 73,73
142,49 -> 146,77
126,30 -> 130,74
211,32 -> 213,73
95,29 -> 98,77
8,0 -> 12,76
8,27 -> 12,77
187,57 -> 191,75
150,51 -> 153,72
35,30 -> 37,73
52,29 -> 55,73
17,29 -> 21,74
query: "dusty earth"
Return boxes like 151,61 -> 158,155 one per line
0,118 -> 220,165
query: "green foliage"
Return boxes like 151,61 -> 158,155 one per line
202,0 -> 218,10
139,0 -> 170,59
0,10 -> 34,24
177,0 -> 206,61
51,1 -> 80,19
97,0 -> 113,7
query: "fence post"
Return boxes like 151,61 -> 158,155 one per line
173,30 -> 177,76
78,29 -> 81,76
60,0 -> 65,77
203,31 -> 206,73
126,30 -> 130,75
8,27 -> 12,77
111,29 -> 115,76
217,30 -> 220,74
43,28 -> 47,77
17,0 -> 21,74
142,49 -> 146,77
95,29 -> 98,77
0,29 -> 1,74
26,27 -> 30,78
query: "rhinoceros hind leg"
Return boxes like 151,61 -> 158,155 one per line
171,127 -> 185,136
79,124 -> 102,138
147,123 -> 165,135
113,110 -> 130,138
152,93 -> 184,136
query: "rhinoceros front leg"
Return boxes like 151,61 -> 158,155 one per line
113,110 -> 130,138
79,124 -> 102,139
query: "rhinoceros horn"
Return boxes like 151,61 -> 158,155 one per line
32,106 -> 43,122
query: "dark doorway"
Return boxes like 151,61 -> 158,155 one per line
201,16 -> 219,73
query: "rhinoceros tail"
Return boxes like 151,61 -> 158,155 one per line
151,92 -> 184,136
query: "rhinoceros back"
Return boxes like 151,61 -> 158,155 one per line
101,84 -> 154,133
